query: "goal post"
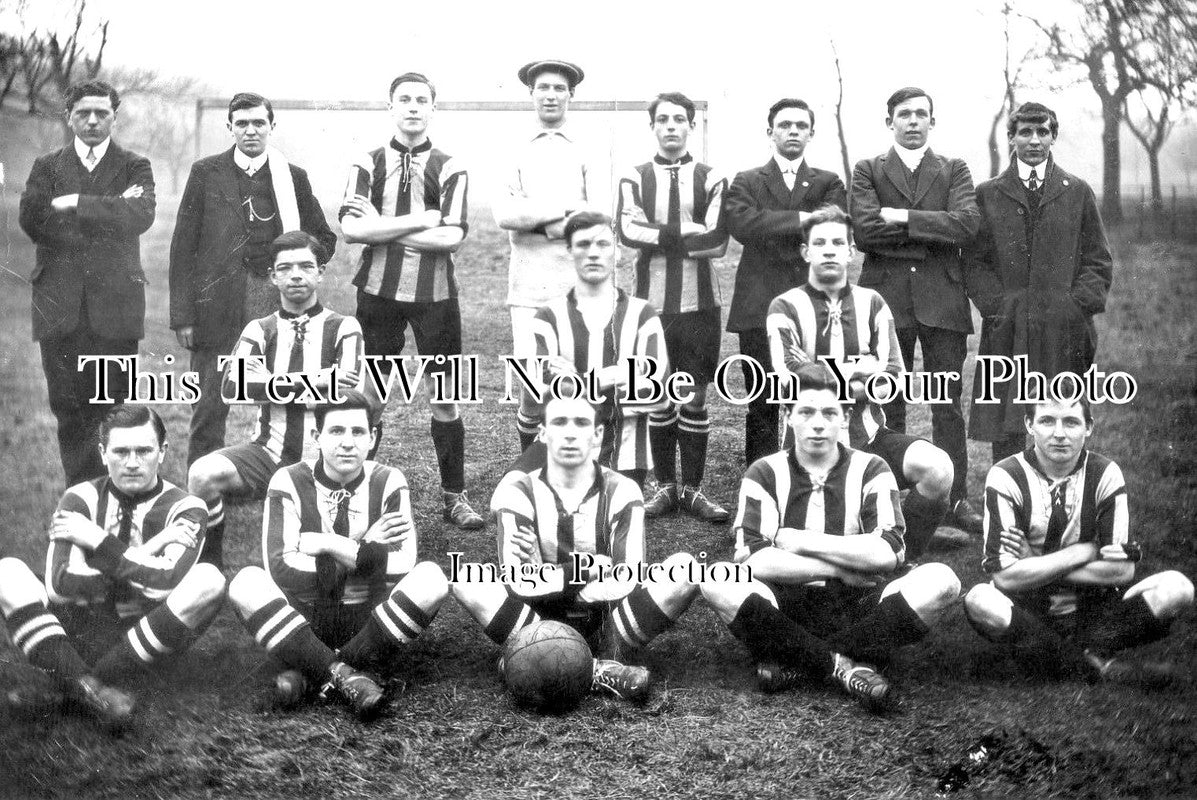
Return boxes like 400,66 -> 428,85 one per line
194,97 -> 710,208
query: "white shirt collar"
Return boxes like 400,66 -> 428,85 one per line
1016,158 -> 1045,182
74,136 -> 110,165
773,153 -> 805,174
532,125 -> 573,142
234,147 -> 269,175
895,143 -> 928,172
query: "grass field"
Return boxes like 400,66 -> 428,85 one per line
0,193 -> 1194,799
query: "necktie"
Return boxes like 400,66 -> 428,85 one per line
1027,169 -> 1039,193
316,487 -> 353,613
666,165 -> 682,229
116,495 -> 136,543
822,299 -> 845,360
1042,481 -> 1068,553
85,148 -> 97,170
288,317 -> 308,373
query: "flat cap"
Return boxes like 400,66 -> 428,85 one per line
517,59 -> 584,89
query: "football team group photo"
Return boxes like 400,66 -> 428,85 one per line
1,0 -> 1195,796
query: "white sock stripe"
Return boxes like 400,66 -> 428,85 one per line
374,606 -> 409,643
127,627 -> 154,663
13,615 -> 61,647
677,419 -> 710,433
263,616 -> 307,652
21,626 -> 66,655
256,606 -> 299,646
617,603 -> 650,645
138,617 -> 173,656
514,605 -> 538,631
379,601 -> 423,640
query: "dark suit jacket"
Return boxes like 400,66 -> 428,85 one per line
850,147 -> 980,333
168,148 -> 336,349
724,159 -> 847,332
966,160 -> 1113,439
19,141 -> 156,341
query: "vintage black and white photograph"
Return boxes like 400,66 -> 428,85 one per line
0,0 -> 1194,796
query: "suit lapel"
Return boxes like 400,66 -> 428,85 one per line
219,148 -> 251,233
994,162 -> 1030,209
881,148 -> 914,203
912,150 -> 944,206
789,161 -> 812,208
1038,159 -> 1069,208
55,147 -> 84,193
762,159 -> 792,207
88,141 -> 122,189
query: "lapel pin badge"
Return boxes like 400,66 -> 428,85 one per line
802,181 -> 810,187
1062,179 -> 1069,186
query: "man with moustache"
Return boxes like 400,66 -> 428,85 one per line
850,87 -> 982,533
20,80 -> 156,486
965,102 -> 1114,464
170,92 -> 337,466
725,98 -> 847,467
495,59 -> 609,452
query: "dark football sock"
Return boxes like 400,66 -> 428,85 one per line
902,488 -> 948,560
516,411 -> 540,453
338,589 -> 434,669
648,410 -> 679,484
198,503 -> 225,568
1080,594 -> 1172,655
242,598 -> 336,682
6,602 -> 88,680
431,417 -> 466,493
612,585 -> 675,650
827,592 -> 929,666
678,407 -> 710,487
994,604 -> 1086,679
483,592 -> 539,646
92,604 -> 194,681
728,593 -> 835,677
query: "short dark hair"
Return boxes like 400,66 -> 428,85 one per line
100,405 -> 166,448
563,211 -> 613,246
648,92 -> 695,124
228,92 -> 274,123
1007,101 -> 1059,138
1024,397 -> 1093,425
802,204 -> 852,243
389,72 -> 436,102
886,87 -> 933,118
767,98 -> 814,129
793,363 -> 841,397
314,389 -> 378,431
271,230 -> 326,265
65,80 -> 119,114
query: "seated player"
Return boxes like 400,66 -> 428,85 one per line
963,397 -> 1194,686
767,204 -> 954,559
701,364 -> 961,711
228,390 -> 449,719
512,211 -> 670,490
188,230 -> 364,569
0,405 -> 226,728
452,395 -> 698,703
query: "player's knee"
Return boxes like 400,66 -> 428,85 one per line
184,563 -> 228,609
0,557 -> 34,585
963,583 -> 1010,635
915,562 -> 961,605
187,457 -> 220,496
0,557 -> 41,610
908,444 -> 953,498
403,561 -> 450,605
1146,570 -> 1195,617
228,565 -> 271,614
699,563 -> 743,615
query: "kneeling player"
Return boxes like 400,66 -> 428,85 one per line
0,406 -> 225,728
228,391 -> 448,719
453,395 -> 698,703
963,398 -> 1194,686
767,204 -> 954,559
701,365 -> 960,711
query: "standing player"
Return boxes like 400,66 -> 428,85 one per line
188,230 -> 364,569
850,87 -> 982,533
966,102 -> 1114,463
452,395 -> 699,703
20,80 -> 155,486
522,211 -> 669,488
616,91 -> 730,522
340,71 -> 483,531
494,59 -> 608,451
963,398 -> 1193,685
767,205 -> 954,559
228,391 -> 449,719
725,98 -> 847,467
170,91 -> 337,467
701,364 -> 961,711
0,406 -> 226,728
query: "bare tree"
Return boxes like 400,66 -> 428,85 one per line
1121,12 -> 1197,210
118,89 -> 199,195
829,38 -> 852,203
1026,0 -> 1197,223
986,3 -> 1032,178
